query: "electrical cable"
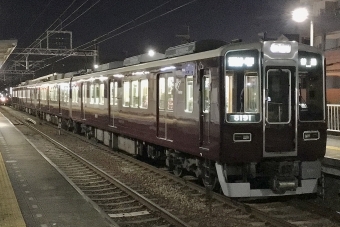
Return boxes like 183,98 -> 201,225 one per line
35,0 -> 197,72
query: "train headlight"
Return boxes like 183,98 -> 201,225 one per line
0,97 -> 6,102
303,131 -> 319,141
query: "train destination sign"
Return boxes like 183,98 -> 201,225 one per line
227,57 -> 254,67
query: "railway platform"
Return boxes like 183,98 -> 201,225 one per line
324,134 -> 340,176
0,112 -> 113,227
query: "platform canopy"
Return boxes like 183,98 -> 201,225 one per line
0,40 -> 17,69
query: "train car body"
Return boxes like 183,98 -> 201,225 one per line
12,40 -> 327,197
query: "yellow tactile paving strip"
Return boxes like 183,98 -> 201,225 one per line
0,151 -> 26,227
327,145 -> 340,151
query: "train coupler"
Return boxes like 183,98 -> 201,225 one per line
271,176 -> 298,194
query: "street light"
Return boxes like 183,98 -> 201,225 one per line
292,7 -> 314,46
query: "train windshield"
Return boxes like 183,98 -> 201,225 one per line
298,51 -> 324,121
225,50 -> 260,123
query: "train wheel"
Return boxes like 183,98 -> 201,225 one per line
202,175 -> 219,191
173,165 -> 185,177
72,122 -> 79,134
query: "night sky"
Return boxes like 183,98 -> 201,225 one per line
0,0 -> 338,85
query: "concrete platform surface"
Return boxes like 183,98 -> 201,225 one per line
0,112 -> 113,227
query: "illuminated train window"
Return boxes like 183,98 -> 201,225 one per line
224,49 -> 260,123
90,84 -> 94,103
131,80 -> 139,108
82,83 -> 87,104
140,79 -> 148,109
167,77 -> 174,111
225,71 -> 259,122
110,81 -> 118,106
95,84 -> 100,104
118,79 -> 147,108
72,85 -> 79,103
123,81 -> 130,107
185,76 -> 193,112
203,74 -> 210,113
99,83 -> 104,105
158,74 -> 174,111
159,77 -> 165,109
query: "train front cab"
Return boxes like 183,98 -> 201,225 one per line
217,41 -> 327,197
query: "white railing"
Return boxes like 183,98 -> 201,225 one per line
327,104 -> 340,132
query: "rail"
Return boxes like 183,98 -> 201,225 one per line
327,104 -> 340,132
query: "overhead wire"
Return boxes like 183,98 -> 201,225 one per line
26,0 -> 79,50
12,0 -> 79,66
61,0 -> 100,29
29,0 -> 102,68
77,0 -> 172,49
17,0 -> 55,43
94,0 -> 197,47
12,0 -> 100,74
35,0 -> 197,72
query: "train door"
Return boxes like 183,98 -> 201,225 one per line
264,66 -> 297,156
157,73 -> 174,141
109,80 -> 118,127
199,69 -> 211,150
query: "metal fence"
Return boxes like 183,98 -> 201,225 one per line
327,104 -> 340,132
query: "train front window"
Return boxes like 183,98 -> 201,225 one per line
225,71 -> 259,113
298,51 -> 324,121
225,49 -> 260,123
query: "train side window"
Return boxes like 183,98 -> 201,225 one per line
65,85 -> 69,103
185,76 -> 193,112
131,80 -> 139,108
72,85 -> 79,103
99,83 -> 104,105
158,74 -> 174,110
203,74 -> 210,113
123,81 -> 130,107
159,77 -> 165,109
225,72 -> 233,113
114,82 -> 118,106
110,81 -> 118,106
95,84 -> 100,104
167,77 -> 174,111
50,87 -> 54,101
90,84 -> 94,104
139,79 -> 148,109
82,83 -> 87,104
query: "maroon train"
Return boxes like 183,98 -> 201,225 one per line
11,40 -> 327,197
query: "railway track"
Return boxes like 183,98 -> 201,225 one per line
2,106 -> 340,227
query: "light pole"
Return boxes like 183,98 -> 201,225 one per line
292,7 -> 313,46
